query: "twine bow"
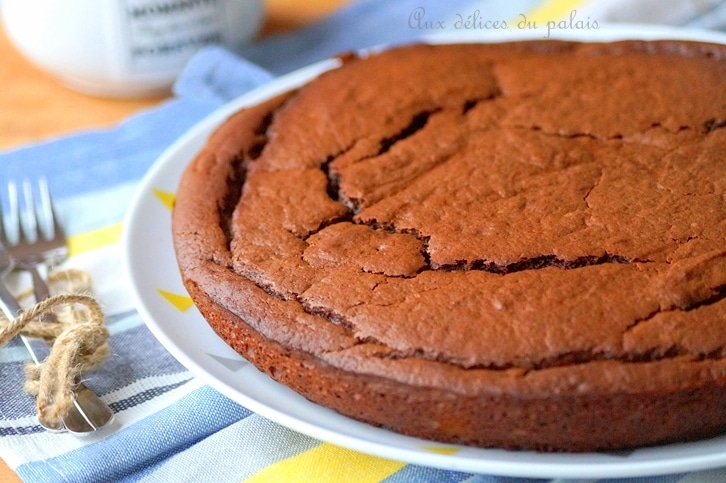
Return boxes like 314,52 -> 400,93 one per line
0,270 -> 109,427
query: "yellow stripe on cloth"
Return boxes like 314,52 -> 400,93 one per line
244,443 -> 406,483
153,188 -> 176,211
521,0 -> 589,24
157,289 -> 194,312
67,222 -> 123,257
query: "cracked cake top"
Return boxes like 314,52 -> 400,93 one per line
174,40 -> 726,396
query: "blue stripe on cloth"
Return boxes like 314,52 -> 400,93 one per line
14,385 -> 252,483
383,465 -> 547,483
0,359 -> 40,420
173,45 -> 275,104
596,474 -> 688,483
108,379 -> 193,413
0,424 -> 45,438
83,318 -> 188,396
382,465 -> 474,482
135,415 -> 322,483
0,403 -> 38,429
0,98 -> 217,201
56,182 -> 141,236
105,309 -> 146,334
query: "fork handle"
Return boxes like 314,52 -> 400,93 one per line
0,279 -> 44,365
28,266 -> 51,302
0,278 -> 23,322
26,265 -> 57,325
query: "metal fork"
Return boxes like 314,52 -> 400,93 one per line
5,179 -> 68,303
0,179 -> 114,434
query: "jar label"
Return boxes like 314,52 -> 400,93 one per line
122,0 -> 225,71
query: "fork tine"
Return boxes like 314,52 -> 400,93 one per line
7,180 -> 20,245
0,187 -> 6,246
22,179 -> 39,243
5,178 -> 63,245
6,178 -> 67,302
38,177 -> 64,242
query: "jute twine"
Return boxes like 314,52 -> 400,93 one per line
0,269 -> 109,426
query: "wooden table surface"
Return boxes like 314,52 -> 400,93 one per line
0,1 -> 346,480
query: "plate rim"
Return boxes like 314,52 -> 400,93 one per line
122,24 -> 726,479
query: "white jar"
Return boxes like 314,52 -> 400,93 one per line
1,0 -> 264,97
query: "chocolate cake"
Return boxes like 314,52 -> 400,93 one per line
172,39 -> 726,452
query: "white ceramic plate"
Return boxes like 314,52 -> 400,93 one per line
123,26 -> 726,479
